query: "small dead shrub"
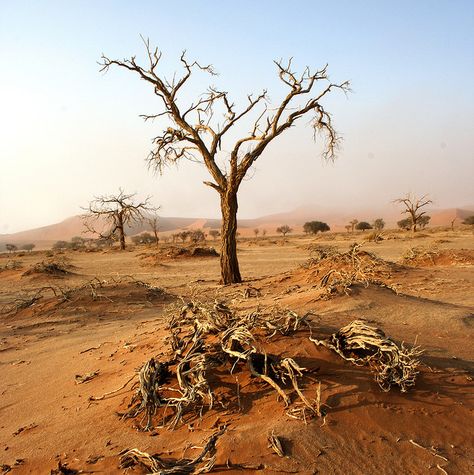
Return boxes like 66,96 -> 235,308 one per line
23,257 -> 74,276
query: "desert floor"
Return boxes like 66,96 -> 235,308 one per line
1,230 -> 473,474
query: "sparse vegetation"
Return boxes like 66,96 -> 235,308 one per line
303,221 -> 330,234
394,193 -> 432,233
209,229 -> 220,240
82,189 -> 156,250
276,225 -> 292,237
6,243 -> 18,253
373,218 -> 385,230
355,221 -> 372,231
131,232 -> 158,245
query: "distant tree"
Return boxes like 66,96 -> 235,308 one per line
463,215 -> 474,227
394,193 -> 432,233
344,224 -> 351,233
253,228 -> 260,238
178,231 -> 191,243
131,232 -> 157,245
95,237 -> 115,248
276,225 -> 292,237
190,229 -> 206,244
209,229 -> 220,241
450,217 -> 456,231
303,221 -> 330,234
262,229 -> 267,237
397,218 -> 412,231
373,218 -> 385,231
148,215 -> 160,247
82,189 -> 156,250
6,243 -> 18,253
418,215 -> 431,229
52,240 -> 69,251
355,221 -> 372,231
70,236 -> 86,250
21,243 -> 35,252
101,42 -> 349,284
349,219 -> 358,232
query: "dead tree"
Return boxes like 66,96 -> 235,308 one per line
394,193 -> 432,233
82,189 -> 155,250
148,215 -> 160,247
100,40 -> 349,283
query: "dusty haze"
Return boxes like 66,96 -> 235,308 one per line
1,1 -> 473,233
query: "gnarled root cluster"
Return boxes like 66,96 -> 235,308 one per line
311,319 -> 422,392
122,301 -> 319,431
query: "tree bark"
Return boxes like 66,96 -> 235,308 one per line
220,190 -> 241,284
117,214 -> 126,250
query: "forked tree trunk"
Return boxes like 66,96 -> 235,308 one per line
220,190 -> 241,284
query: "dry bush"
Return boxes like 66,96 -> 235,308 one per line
402,246 -> 474,266
23,256 -> 75,277
311,320 -> 422,392
363,231 -> 384,243
302,243 -> 398,298
0,260 -> 23,272
114,301 -> 321,432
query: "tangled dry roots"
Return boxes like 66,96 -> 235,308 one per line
304,243 -> 398,298
120,426 -> 225,474
122,301 -> 319,431
311,320 -> 422,392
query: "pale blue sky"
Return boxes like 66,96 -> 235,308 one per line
1,0 -> 473,232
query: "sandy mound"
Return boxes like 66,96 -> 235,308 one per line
22,257 -> 76,278
402,246 -> 474,267
139,246 -> 219,265
1,277 -> 174,319
273,244 -> 402,301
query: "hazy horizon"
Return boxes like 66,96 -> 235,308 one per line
1,1 -> 473,234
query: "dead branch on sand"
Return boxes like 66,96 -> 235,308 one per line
311,320 -> 422,392
120,426 -> 225,474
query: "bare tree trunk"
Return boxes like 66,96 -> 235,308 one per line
117,214 -> 126,250
220,190 -> 241,284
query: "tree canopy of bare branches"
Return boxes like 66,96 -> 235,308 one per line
100,39 -> 349,283
394,193 -> 432,233
82,189 -> 156,250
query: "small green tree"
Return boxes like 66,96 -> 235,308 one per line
6,243 -> 17,253
52,240 -> 69,251
418,215 -> 431,229
276,225 -> 292,237
397,218 -> 412,230
355,221 -> 372,231
373,218 -> 385,231
178,231 -> 191,243
463,216 -> 474,229
21,243 -> 35,252
132,232 -> 157,245
303,221 -> 330,234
